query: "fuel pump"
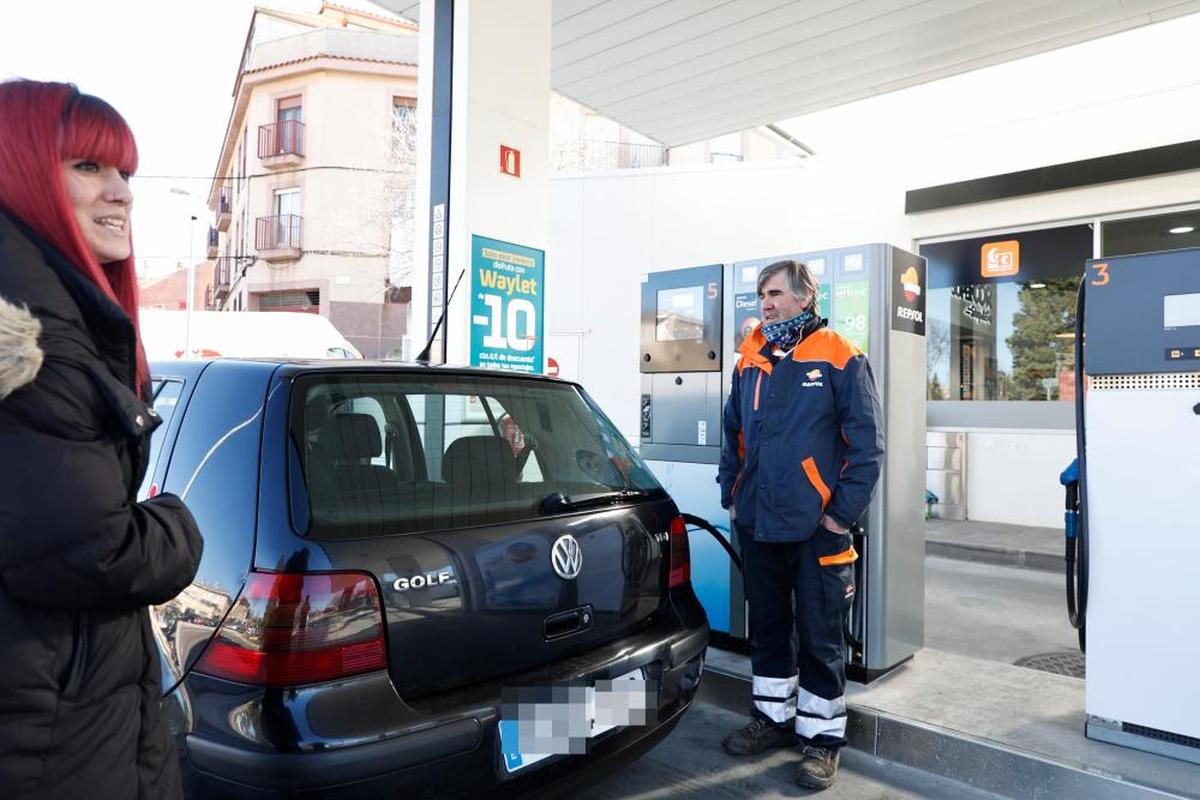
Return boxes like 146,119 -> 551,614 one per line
639,244 -> 927,682
1073,246 -> 1200,764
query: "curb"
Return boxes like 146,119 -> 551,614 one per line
696,665 -> 1191,800
925,540 -> 1065,573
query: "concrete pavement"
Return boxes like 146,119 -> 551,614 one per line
579,701 -> 1002,800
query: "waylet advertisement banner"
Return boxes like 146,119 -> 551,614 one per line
470,235 -> 545,374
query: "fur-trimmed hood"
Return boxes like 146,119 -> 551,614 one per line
0,294 -> 43,400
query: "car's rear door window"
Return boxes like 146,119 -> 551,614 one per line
137,379 -> 184,500
290,373 -> 662,539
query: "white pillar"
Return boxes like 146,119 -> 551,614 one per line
415,0 -> 551,367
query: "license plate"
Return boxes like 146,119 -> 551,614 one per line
499,668 -> 651,774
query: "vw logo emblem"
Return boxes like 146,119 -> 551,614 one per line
551,534 -> 583,580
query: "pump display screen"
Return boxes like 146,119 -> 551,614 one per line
656,286 -> 705,341
1164,292 -> 1200,329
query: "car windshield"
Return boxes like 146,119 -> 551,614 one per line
289,372 -> 663,539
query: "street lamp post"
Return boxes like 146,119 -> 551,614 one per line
186,213 -> 198,356
170,187 -> 201,358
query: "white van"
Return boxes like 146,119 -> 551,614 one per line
139,309 -> 363,360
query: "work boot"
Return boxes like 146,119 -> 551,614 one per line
721,716 -> 797,755
795,744 -> 840,790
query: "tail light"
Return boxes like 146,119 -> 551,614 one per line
194,571 -> 387,686
668,515 -> 691,589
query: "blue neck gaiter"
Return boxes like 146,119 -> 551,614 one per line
761,308 -> 815,349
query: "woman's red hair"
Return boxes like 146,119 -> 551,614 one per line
0,80 -> 149,393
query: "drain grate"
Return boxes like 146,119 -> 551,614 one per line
1014,651 -> 1085,678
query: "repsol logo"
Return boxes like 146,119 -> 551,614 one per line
393,570 -> 455,592
896,306 -> 923,323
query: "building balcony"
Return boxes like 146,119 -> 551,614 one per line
561,140 -> 669,172
610,141 -> 669,169
206,226 -> 219,260
709,151 -> 744,164
258,120 -> 305,168
215,186 -> 232,232
255,214 -> 302,262
213,259 -> 232,301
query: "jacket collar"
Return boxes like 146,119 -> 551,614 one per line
738,316 -> 828,368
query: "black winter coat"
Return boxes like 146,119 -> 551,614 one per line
0,212 -> 204,799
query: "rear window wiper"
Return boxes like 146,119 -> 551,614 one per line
538,489 -> 655,515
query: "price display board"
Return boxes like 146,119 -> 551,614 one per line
834,280 -> 870,355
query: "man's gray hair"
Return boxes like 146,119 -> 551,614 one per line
757,259 -> 820,316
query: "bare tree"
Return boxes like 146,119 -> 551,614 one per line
926,318 -> 950,399
307,97 -> 418,290
384,98 -> 418,288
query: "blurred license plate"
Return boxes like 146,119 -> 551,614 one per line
499,668 -> 652,774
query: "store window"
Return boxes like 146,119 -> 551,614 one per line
1101,208 -> 1200,257
920,224 -> 1093,402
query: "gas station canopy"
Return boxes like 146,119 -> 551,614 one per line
375,0 -> 1200,146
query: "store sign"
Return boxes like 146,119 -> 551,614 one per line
470,235 -> 544,374
951,285 -> 993,326
981,240 -> 1020,278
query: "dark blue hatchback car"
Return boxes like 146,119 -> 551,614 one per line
141,359 -> 708,798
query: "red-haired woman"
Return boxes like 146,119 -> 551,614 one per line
0,80 -> 203,799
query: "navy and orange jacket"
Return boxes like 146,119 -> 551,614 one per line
718,319 -> 884,542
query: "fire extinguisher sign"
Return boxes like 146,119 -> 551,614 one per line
470,234 -> 545,374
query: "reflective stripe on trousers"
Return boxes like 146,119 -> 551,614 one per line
752,675 -> 798,724
795,685 -> 847,740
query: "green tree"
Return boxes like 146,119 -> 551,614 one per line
1005,278 -> 1077,400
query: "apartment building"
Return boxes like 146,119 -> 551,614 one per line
206,2 -> 417,357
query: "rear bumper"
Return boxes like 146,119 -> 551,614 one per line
178,614 -> 708,798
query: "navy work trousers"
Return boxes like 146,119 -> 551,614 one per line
737,523 -> 856,748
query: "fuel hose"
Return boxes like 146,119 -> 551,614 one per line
1069,276 -> 1088,653
680,513 -> 863,654
680,513 -> 742,573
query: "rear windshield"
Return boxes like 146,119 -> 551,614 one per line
289,373 -> 663,539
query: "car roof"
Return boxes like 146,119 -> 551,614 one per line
149,358 -> 571,386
